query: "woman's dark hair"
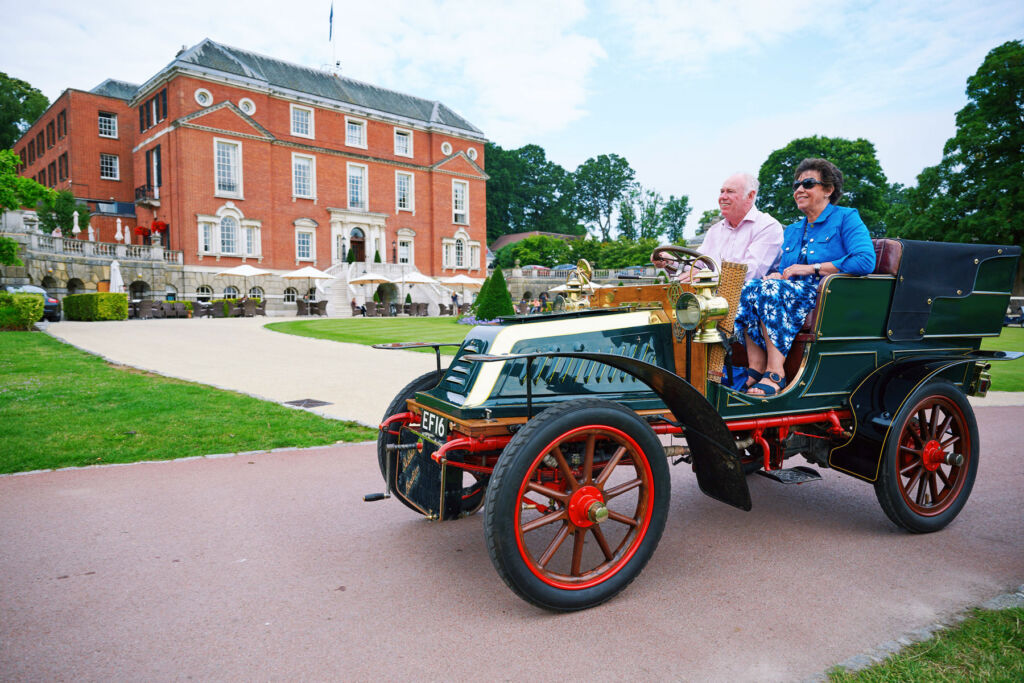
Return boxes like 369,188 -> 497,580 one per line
795,158 -> 843,204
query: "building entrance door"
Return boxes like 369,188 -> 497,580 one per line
349,227 -> 366,262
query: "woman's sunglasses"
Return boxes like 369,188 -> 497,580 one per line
793,179 -> 825,190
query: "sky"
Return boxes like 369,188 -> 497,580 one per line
4,0 -> 1023,237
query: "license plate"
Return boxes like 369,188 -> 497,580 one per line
420,410 -> 449,440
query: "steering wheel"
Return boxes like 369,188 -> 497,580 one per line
650,245 -> 719,279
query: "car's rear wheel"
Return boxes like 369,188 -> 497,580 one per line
484,398 -> 669,611
873,381 -> 978,533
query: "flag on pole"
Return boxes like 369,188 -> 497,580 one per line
328,2 -> 334,41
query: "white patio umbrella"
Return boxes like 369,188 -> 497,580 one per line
282,265 -> 336,300
349,271 -> 396,306
439,273 -> 484,303
109,260 -> 124,294
216,264 -> 271,297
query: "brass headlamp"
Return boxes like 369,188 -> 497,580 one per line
673,258 -> 729,343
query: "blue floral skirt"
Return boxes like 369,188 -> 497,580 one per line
734,278 -> 819,356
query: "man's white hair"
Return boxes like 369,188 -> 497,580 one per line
737,172 -> 759,196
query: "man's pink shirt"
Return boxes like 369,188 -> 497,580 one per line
697,207 -> 783,280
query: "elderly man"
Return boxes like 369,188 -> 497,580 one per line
661,173 -> 783,282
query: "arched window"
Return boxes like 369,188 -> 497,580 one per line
455,239 -> 465,268
196,285 -> 213,302
248,286 -> 264,299
283,287 -> 298,303
165,284 -> 177,302
220,216 -> 238,253
224,285 -> 239,299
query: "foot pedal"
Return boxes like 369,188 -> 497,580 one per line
755,465 -> 822,484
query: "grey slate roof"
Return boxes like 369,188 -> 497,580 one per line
90,79 -> 140,100
169,39 -> 483,136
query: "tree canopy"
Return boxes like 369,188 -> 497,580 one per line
893,40 -> 1024,246
37,189 -> 91,237
572,154 -> 636,241
0,73 -> 49,150
0,148 -> 53,212
757,135 -> 889,236
484,142 -> 582,241
493,234 -> 662,270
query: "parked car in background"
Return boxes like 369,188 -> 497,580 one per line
4,285 -> 61,322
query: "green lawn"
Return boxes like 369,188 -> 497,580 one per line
266,316 -> 472,355
829,607 -> 1023,681
982,326 -> 1024,392
0,332 -> 376,474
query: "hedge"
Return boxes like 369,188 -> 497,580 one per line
63,292 -> 128,321
0,292 -> 44,330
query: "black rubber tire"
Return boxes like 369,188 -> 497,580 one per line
484,398 -> 670,611
376,370 -> 487,516
873,381 -> 979,533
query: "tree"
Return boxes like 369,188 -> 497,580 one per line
0,235 -> 20,266
660,195 -> 692,244
0,148 -> 53,212
0,73 -> 49,150
757,135 -> 889,236
616,190 -> 639,241
696,209 -> 722,236
637,189 -> 663,240
37,190 -> 91,236
494,234 -> 573,269
572,154 -> 636,241
485,142 -> 581,241
896,40 -> 1024,246
474,267 -> 514,320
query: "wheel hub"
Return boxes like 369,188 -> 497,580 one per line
567,485 -> 606,528
922,440 -> 945,472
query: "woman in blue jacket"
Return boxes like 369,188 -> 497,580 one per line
736,158 -> 876,396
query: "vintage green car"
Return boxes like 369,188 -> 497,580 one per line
371,238 -> 1021,611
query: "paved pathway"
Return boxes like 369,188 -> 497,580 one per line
45,317 -> 440,427
1,410 -> 1022,681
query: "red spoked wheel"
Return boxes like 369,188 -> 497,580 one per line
874,381 -> 979,533
484,398 -> 669,611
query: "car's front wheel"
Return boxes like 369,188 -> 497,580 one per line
484,398 -> 669,611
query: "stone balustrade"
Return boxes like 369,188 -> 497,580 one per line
23,232 -> 183,264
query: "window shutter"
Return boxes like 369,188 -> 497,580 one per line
145,149 -> 153,187
139,106 -> 145,132
155,145 -> 162,186
160,89 -> 167,120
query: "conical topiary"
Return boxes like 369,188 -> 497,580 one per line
474,267 -> 514,321
471,274 -> 491,314
346,248 -> 356,263
373,250 -> 382,263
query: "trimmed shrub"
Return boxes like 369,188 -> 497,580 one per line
0,292 -> 44,330
473,267 -> 514,321
63,293 -> 128,321
346,249 -> 356,263
405,293 -> 412,304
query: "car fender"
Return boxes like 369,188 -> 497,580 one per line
829,351 -> 1021,481
463,351 -> 751,511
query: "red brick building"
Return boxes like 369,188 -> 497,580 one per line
14,38 -> 488,295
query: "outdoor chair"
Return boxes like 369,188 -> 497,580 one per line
352,301 -> 365,317
297,300 -> 309,316
137,300 -> 155,319
229,301 -> 244,317
416,303 -> 428,316
127,301 -> 137,319
438,304 -> 448,316
459,303 -> 470,315
316,300 -> 328,316
255,299 -> 266,316
364,301 -> 377,317
193,303 -> 210,318
403,303 -> 412,316
173,302 -> 187,318
242,299 -> 256,317
210,302 -> 225,318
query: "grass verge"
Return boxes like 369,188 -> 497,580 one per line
266,316 -> 471,355
0,332 -> 376,474
829,607 -> 1023,681
982,326 -> 1024,392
